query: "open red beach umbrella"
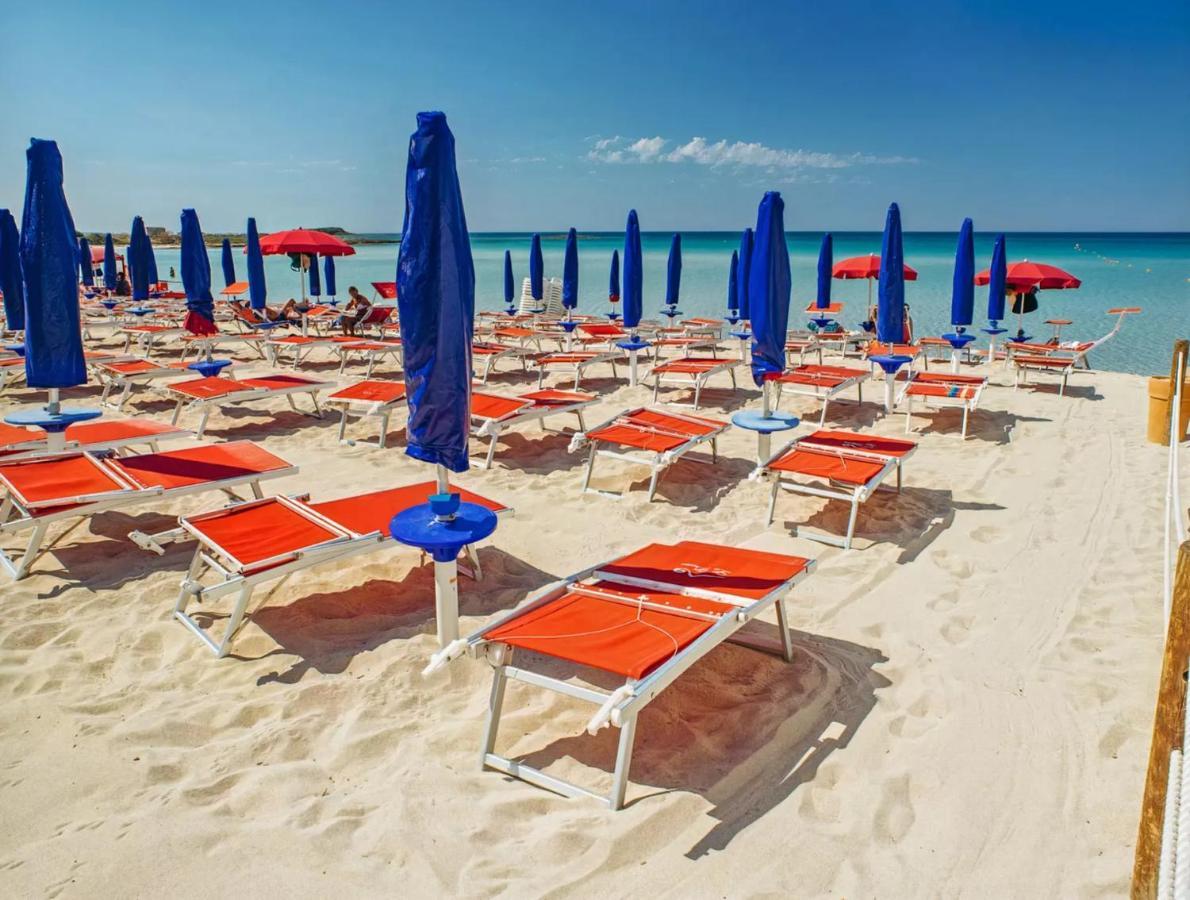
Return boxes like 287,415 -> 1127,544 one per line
974,259 -> 1080,340
258,228 -> 355,304
833,253 -> 917,326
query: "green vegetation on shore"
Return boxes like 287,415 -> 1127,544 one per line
75,225 -> 397,248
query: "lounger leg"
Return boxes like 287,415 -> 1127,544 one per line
463,542 -> 484,581
485,434 -> 498,469
819,400 -> 828,428
337,409 -> 349,443
196,408 -> 211,439
1060,371 -> 1068,397
581,446 -> 597,494
309,394 -> 322,418
379,412 -> 391,449
844,497 -> 860,550
250,480 -> 263,500
711,436 -> 718,463
646,466 -> 661,502
479,665 -> 509,766
961,405 -> 970,439
575,410 -> 586,432
776,598 -> 794,662
170,399 -> 184,425
904,397 -> 913,433
537,368 -> 545,389
767,478 -> 780,526
8,522 -> 48,580
693,381 -> 702,410
99,380 -> 113,406
652,378 -> 660,404
216,585 -> 255,658
609,713 -> 638,811
366,357 -> 376,379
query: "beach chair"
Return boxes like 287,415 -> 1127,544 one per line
356,305 -> 395,337
120,323 -> 185,355
0,356 -> 27,392
424,540 -> 815,809
896,371 -> 988,438
575,321 -> 629,349
166,373 -> 335,438
472,341 -> 528,383
771,364 -> 868,426
757,429 -> 917,549
531,350 -> 621,390
94,357 -> 240,409
266,334 -> 355,368
864,341 -> 924,372
471,389 -> 596,468
680,317 -> 724,340
785,334 -> 824,366
0,441 -> 294,580
335,339 -> 404,377
570,407 -> 728,501
169,481 -> 510,658
179,331 -> 267,361
0,418 -> 190,461
650,331 -> 718,359
325,380 -> 408,447
371,282 -> 398,301
646,356 -> 739,409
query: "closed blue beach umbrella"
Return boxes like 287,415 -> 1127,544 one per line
180,208 -> 216,335
726,249 -> 738,314
102,232 -> 117,291
503,250 -> 514,306
987,233 -> 1007,323
748,192 -> 790,386
0,210 -> 25,330
145,228 -> 158,285
529,232 -> 543,304
324,255 -> 336,298
396,111 -> 475,473
221,237 -> 236,288
737,227 -> 753,319
128,216 -> 150,301
308,253 -> 321,297
622,210 -> 642,330
20,139 -> 86,388
562,227 -> 578,313
665,233 -> 682,306
608,249 -> 620,302
950,218 -> 975,328
246,217 -> 267,311
816,233 -> 833,309
77,235 -> 93,288
876,203 -> 906,344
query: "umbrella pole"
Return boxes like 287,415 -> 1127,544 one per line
433,462 -> 458,647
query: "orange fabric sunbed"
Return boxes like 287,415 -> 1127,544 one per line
0,417 -> 189,460
895,371 -> 988,438
166,373 -> 335,438
771,364 -> 868,425
325,380 -> 408,447
647,356 -> 739,409
470,389 -> 596,468
531,349 -> 621,390
431,540 -> 815,809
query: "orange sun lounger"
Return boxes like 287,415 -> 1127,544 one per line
94,357 -> 240,409
531,349 -> 621,390
757,429 -> 917,549
569,407 -> 728,501
424,540 -> 815,809
265,333 -> 357,368
646,356 -> 739,409
334,339 -> 403,377
771,364 -> 868,426
0,441 -> 294,580
471,389 -> 597,468
0,417 -> 190,461
895,371 -> 988,438
472,341 -> 530,383
120,322 -> 185,354
325,380 -> 408,447
170,481 -> 511,657
166,373 -> 335,438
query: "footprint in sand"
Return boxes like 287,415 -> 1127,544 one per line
873,773 -> 916,844
969,524 -> 1003,545
926,589 -> 960,611
940,614 -> 975,645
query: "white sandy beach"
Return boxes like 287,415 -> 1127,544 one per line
0,344 -> 1166,898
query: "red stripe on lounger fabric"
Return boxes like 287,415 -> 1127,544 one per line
67,419 -> 183,443
629,409 -> 723,436
912,372 -> 986,385
308,482 -> 506,535
239,375 -> 323,391
0,454 -> 126,504
520,390 -> 594,406
601,541 -> 809,600
907,384 -> 975,399
109,441 -> 290,490
1015,355 -> 1074,368
172,376 -> 249,399
801,430 -> 916,458
329,381 -> 407,403
587,423 -> 686,453
188,500 -> 342,568
770,447 -> 885,486
471,394 -> 530,420
102,360 -> 161,375
655,357 -> 723,373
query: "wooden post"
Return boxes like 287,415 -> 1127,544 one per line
1162,339 -> 1189,445
1132,541 -> 1190,898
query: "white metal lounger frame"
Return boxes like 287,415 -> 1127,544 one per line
570,408 -> 727,501
0,454 -> 289,580
472,343 -> 530,384
96,362 -> 239,410
120,325 -> 185,355
171,494 -> 510,657
533,351 -> 621,390
758,436 -> 917,549
335,341 -> 404,378
0,425 -> 192,462
426,551 -> 815,810
326,390 -> 406,448
772,369 -> 867,426
472,395 -> 594,468
647,359 -> 739,409
168,377 -> 333,438
897,376 -> 987,438
1012,353 -> 1085,396
265,337 -> 343,369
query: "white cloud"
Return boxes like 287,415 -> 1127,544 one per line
586,135 -> 918,171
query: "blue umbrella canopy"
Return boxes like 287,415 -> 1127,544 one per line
987,233 -> 1007,323
246,217 -> 267,310
816,233 -> 833,309
102,232 -> 117,291
77,235 -> 93,288
562,227 -> 578,311
748,192 -> 790,387
396,111 -> 475,474
622,209 -> 642,330
324,255 -> 336,297
726,249 -> 738,314
503,249 -> 514,305
0,209 -> 25,329
665,233 -> 682,306
736,227 -> 753,319
529,232 -> 543,302
950,218 -> 975,328
608,249 -> 620,301
221,237 -> 236,288
145,228 -> 158,285
876,203 -> 906,344
20,139 -> 86,388
180,208 -> 216,334
308,253 -> 321,297
128,216 -> 150,301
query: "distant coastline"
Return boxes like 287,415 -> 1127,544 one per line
75,225 -> 398,249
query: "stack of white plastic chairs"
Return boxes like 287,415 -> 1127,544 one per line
519,277 -> 565,317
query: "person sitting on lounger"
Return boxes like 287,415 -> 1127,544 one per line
114,272 -> 132,296
340,287 -> 373,336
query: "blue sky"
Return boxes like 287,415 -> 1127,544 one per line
2,0 -> 1187,233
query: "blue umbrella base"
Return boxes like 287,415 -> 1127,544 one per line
187,359 -> 233,378
6,405 -> 103,433
869,354 -> 913,375
390,499 -> 499,563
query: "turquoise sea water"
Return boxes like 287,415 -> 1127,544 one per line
150,232 -> 1188,376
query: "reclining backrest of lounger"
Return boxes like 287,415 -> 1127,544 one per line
108,441 -> 292,490
330,380 -> 407,403
184,496 -> 351,571
0,453 -> 136,507
471,393 -> 534,421
800,430 -> 916,458
308,482 -> 508,535
598,540 -> 811,601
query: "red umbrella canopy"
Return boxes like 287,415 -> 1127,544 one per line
258,228 -> 356,257
90,247 -> 123,263
975,260 -> 1080,291
833,253 -> 918,281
